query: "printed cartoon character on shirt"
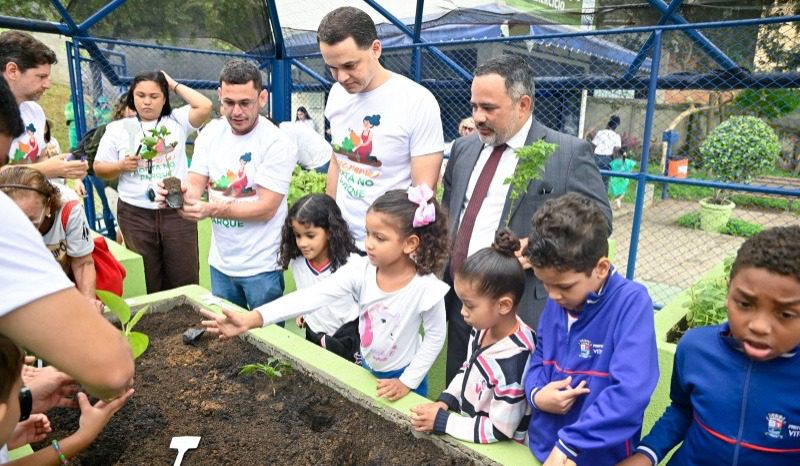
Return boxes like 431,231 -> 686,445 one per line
11,123 -> 40,164
332,114 -> 383,168
359,302 -> 399,363
209,152 -> 256,200
138,125 -> 178,181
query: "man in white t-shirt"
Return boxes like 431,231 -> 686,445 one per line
177,60 -> 297,316
278,120 -> 332,173
318,7 -> 444,246
0,31 -> 87,179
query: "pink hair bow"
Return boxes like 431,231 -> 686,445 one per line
408,183 -> 436,228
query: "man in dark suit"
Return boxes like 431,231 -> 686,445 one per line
442,55 -> 612,383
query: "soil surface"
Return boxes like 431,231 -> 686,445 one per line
38,305 -> 471,465
666,315 -> 689,344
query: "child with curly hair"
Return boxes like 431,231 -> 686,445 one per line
202,184 -> 450,400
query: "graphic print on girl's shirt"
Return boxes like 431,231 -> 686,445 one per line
11,123 -> 40,163
359,301 -> 402,364
135,125 -> 178,181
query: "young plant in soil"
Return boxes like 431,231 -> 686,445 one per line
97,290 -> 150,359
666,257 -> 733,343
503,140 -> 558,225
141,126 -> 183,208
239,358 -> 293,396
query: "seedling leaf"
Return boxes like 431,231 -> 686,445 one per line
128,332 -> 150,359
126,305 -> 150,333
97,290 -> 130,325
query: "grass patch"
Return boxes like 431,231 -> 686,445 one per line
676,212 -> 763,238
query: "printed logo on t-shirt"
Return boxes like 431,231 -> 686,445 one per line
136,125 -> 178,181
207,152 -> 256,229
766,413 -> 787,439
10,123 -> 40,164
332,115 -> 384,200
788,423 -> 800,438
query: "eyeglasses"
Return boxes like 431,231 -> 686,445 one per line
221,99 -> 258,110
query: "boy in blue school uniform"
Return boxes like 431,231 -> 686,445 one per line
620,225 -> 800,466
523,193 -> 659,466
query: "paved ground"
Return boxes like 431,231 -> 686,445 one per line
610,198 -> 799,305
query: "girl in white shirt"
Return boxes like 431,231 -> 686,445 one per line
94,71 -> 212,293
278,194 -> 361,362
201,184 -> 450,401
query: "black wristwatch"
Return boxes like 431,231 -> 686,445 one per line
18,386 -> 32,422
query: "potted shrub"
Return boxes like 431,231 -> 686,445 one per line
697,115 -> 780,232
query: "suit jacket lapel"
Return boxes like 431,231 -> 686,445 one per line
452,138 -> 485,232
499,120 -> 548,227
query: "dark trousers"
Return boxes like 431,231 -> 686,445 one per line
117,200 -> 199,293
443,264 -> 472,385
595,154 -> 612,192
304,318 -> 361,363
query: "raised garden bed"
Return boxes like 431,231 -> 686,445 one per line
37,302 -> 474,465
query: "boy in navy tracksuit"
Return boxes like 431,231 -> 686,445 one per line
523,193 -> 659,466
620,226 -> 800,466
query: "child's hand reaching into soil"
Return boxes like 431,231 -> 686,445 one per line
200,306 -> 264,339
8,413 -> 52,449
409,401 -> 448,432
376,378 -> 410,401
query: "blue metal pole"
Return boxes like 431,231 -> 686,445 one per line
0,16 -> 69,34
290,59 -> 332,87
72,39 -> 88,141
78,0 -> 128,33
271,59 -> 291,122
411,0 -> 424,82
626,30 -> 663,281
645,0 -> 738,71
266,0 -> 286,59
362,0 -> 472,81
624,0 -> 683,80
68,41 -> 97,228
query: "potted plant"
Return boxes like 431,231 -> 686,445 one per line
697,115 -> 780,232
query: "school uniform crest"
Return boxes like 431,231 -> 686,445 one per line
579,339 -> 593,359
766,413 -> 786,439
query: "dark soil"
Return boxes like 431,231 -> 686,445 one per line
38,305 -> 470,465
666,315 -> 689,344
162,176 -> 183,209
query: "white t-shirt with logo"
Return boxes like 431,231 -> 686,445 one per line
8,101 -> 46,164
256,255 -> 448,389
325,72 -> 444,245
0,192 -> 73,317
279,121 -> 331,170
592,129 -> 621,156
290,253 -> 360,335
95,105 -> 195,209
190,116 -> 297,277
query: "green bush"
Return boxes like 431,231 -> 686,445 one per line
675,211 -> 763,238
684,258 -> 733,329
699,116 -> 780,203
287,166 -> 326,206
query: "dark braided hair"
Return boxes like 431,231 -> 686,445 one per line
457,228 -> 525,306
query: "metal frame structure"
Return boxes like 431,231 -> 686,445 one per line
2,1 -> 800,287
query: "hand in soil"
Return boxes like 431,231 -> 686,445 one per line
376,378 -> 410,401
533,376 -> 590,415
8,413 -> 52,449
200,306 -> 262,339
410,401 -> 448,432
76,388 -> 135,444
542,445 -> 577,466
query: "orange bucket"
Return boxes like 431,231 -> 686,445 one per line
668,158 -> 688,178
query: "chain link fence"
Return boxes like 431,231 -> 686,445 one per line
70,17 -> 800,305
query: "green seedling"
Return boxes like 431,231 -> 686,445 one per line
503,140 -> 558,225
684,257 -> 734,330
96,290 -> 150,359
239,357 -> 293,396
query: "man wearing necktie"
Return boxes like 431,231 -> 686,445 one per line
442,55 -> 612,384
